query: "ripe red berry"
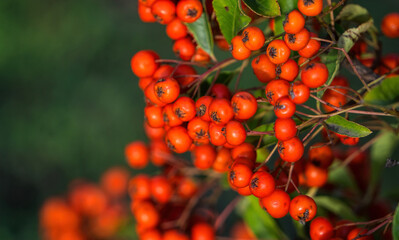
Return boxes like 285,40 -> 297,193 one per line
210,83 -> 232,99
301,62 -> 329,88
251,54 -> 277,83
165,126 -> 193,153
154,77 -> 180,103
304,163 -> 328,187
187,117 -> 210,142
173,96 -> 196,122
229,161 -> 253,188
166,19 -> 188,40
128,174 -> 151,200
138,3 -> 157,23
249,171 -> 275,198
381,13 -> 399,38
267,39 -> 291,64
193,144 -> 216,170
276,58 -> 299,81
347,228 -> 373,240
265,79 -> 290,105
208,122 -> 227,146
191,222 -> 215,240
289,195 -> 317,223
308,143 -> 333,168
274,96 -> 296,119
260,189 -> 290,218
284,28 -> 311,51
310,216 -> 334,240
241,26 -> 265,51
231,91 -> 258,120
231,35 -> 251,60
278,136 -> 304,162
231,143 -> 256,162
225,120 -> 247,146
283,10 -> 305,34
289,81 -> 310,104
125,141 -> 149,169
208,98 -> 234,125
173,37 -> 196,61
274,118 -> 297,141
151,0 -> 176,24
176,0 -> 203,23
131,50 -> 159,78
298,37 -> 321,58
298,0 -> 323,17
144,105 -> 165,128
213,147 -> 232,173
145,81 -> 167,107
195,96 -> 213,122
163,104 -> 183,127
150,176 -> 173,204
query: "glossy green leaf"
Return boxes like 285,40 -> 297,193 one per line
242,0 -> 281,18
319,19 -> 374,99
314,196 -> 358,221
364,76 -> 399,105
213,0 -> 251,43
238,195 -> 284,239
185,12 -> 214,59
336,4 -> 370,23
393,204 -> 399,240
273,15 -> 285,35
324,115 -> 372,138
278,0 -> 298,14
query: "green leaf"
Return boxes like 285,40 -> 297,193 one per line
318,19 -> 374,99
364,76 -> 399,106
277,0 -> 298,14
313,196 -> 358,221
237,195 -> 284,239
242,0 -> 281,18
213,0 -> 251,43
393,204 -> 399,240
324,115 -> 372,138
256,147 -> 269,163
366,131 -> 399,202
185,12 -> 214,59
273,15 -> 285,35
336,4 -> 371,23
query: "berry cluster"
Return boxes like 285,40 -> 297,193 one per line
39,167 -> 130,240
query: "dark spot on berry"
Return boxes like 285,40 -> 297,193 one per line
283,13 -> 289,26
289,89 -> 295,100
175,108 -> 186,119
275,65 -> 282,76
303,0 -> 315,7
266,91 -> 274,102
163,112 -> 169,123
278,142 -> 285,155
288,34 -> 296,43
250,177 -> 259,189
195,129 -> 207,139
268,47 -> 277,59
229,45 -> 233,52
275,101 -> 286,110
298,209 -> 310,225
156,78 -> 166,83
187,8 -> 198,17
221,127 -> 226,136
305,63 -> 315,70
167,139 -> 175,151
230,170 -> 236,181
255,56 -> 260,64
156,86 -> 165,97
242,31 -> 249,43
197,104 -> 206,117
210,111 -> 221,122
232,102 -> 239,113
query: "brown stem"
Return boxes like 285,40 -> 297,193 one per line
285,163 -> 294,192
214,196 -> 242,230
255,144 -> 278,172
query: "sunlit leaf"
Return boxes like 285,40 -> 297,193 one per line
213,0 -> 251,43
324,115 -> 372,138
242,0 -> 281,18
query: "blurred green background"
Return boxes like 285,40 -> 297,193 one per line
0,0 -> 398,239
